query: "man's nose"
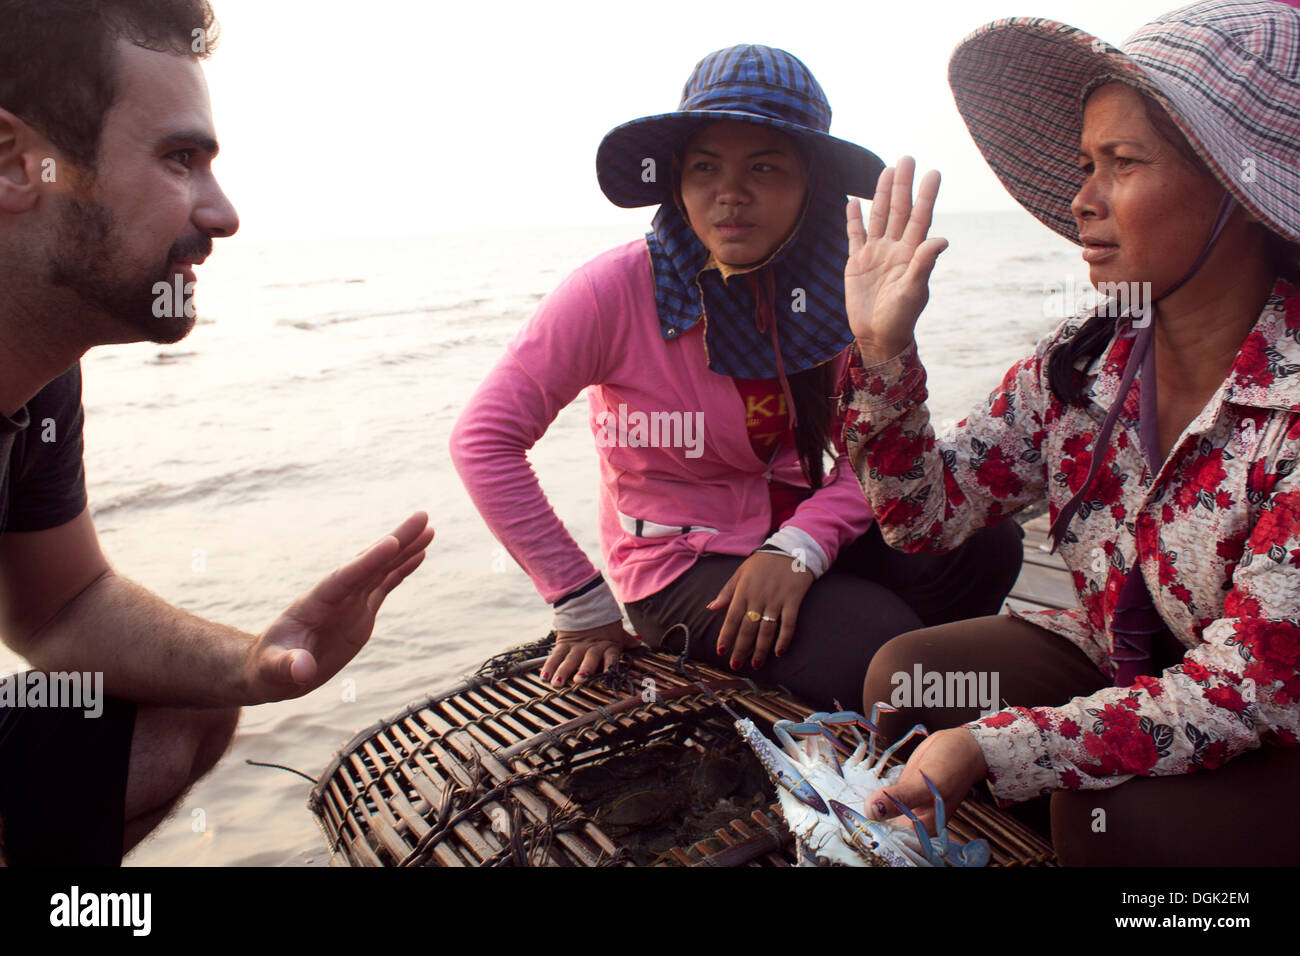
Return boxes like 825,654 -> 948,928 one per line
195,174 -> 239,238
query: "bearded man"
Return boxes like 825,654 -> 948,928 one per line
0,0 -> 433,866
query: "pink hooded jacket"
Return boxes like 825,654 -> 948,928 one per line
450,239 -> 874,624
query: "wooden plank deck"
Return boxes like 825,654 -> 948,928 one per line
1004,513 -> 1075,614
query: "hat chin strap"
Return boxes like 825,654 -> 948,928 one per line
1048,191 -> 1237,551
1142,191 -> 1239,312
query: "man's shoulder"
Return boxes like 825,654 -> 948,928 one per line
27,364 -> 83,419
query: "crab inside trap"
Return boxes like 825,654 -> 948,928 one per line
308,638 -> 1057,867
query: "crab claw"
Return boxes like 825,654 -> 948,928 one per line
743,721 -> 829,813
770,750 -> 828,813
829,800 -> 915,868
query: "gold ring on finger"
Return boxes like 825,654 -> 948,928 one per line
746,610 -> 762,623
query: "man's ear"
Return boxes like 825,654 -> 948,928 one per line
0,108 -> 60,214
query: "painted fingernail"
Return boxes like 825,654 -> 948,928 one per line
576,672 -> 588,680
751,659 -> 762,669
871,800 -> 888,819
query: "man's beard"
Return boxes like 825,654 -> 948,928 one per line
45,196 -> 208,345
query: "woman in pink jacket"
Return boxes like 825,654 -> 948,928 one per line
846,1 -> 1300,863
451,45 -> 1022,708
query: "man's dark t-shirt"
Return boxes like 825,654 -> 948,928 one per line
0,365 -> 88,534
0,365 -> 88,747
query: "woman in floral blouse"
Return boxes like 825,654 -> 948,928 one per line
844,1 -> 1300,864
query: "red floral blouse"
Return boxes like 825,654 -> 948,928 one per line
840,279 -> 1300,804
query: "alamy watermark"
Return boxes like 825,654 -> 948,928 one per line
49,886 -> 150,936
153,275 -> 196,319
0,670 -> 103,718
1044,276 -> 1153,325
595,404 -> 704,459
890,665 -> 1000,717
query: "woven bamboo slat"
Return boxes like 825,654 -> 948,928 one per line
309,636 -> 1058,867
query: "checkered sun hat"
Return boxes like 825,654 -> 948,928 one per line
948,0 -> 1300,245
596,44 -> 885,207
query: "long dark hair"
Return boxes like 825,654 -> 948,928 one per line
1046,89 -> 1300,405
788,361 -> 837,489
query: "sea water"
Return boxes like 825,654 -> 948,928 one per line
0,212 -> 1084,865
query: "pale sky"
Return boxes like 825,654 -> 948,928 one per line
200,0 -> 1183,239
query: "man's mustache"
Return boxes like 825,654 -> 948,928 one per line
167,234 -> 213,264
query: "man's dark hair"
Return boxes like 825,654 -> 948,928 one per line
0,0 -> 218,171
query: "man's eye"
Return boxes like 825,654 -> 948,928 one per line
1078,160 -> 1095,175
168,150 -> 195,168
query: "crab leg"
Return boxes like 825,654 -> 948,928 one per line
875,723 -> 929,771
865,702 -> 899,763
773,721 -> 846,780
776,718 -> 852,762
817,711 -> 884,746
916,772 -> 992,867
884,792 -> 941,866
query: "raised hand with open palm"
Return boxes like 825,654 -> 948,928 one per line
845,156 -> 948,366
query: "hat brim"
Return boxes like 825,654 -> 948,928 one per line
950,20 -> 1162,245
949,15 -> 1300,245
596,110 -> 885,208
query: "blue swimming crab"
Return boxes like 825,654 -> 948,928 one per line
702,687 -> 991,867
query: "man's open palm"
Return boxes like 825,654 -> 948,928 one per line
247,512 -> 434,702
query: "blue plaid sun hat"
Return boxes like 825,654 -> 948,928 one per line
595,45 -> 886,379
949,0 -> 1300,245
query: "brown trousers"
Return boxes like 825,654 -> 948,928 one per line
862,615 -> 1300,866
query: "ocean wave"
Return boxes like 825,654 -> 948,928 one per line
148,350 -> 200,364
278,298 -> 494,331
90,462 -> 314,517
263,277 -> 367,290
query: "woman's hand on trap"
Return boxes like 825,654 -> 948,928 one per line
845,156 -> 948,366
542,620 -> 642,686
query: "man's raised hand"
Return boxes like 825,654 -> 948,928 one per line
246,512 -> 434,703
845,156 -> 948,365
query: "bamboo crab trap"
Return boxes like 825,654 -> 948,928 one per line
309,635 -> 1057,867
